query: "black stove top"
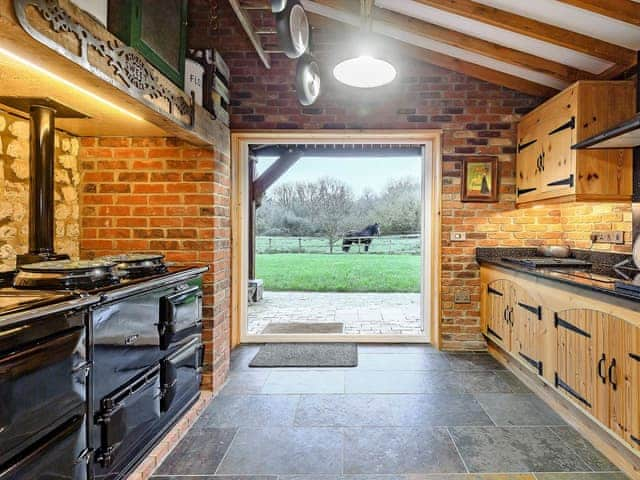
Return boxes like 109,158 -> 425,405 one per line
97,253 -> 168,279
0,289 -> 74,316
502,256 -> 592,268
14,259 -> 120,290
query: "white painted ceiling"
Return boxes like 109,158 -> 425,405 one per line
304,0 -> 640,91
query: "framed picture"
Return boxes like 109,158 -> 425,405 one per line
461,156 -> 499,202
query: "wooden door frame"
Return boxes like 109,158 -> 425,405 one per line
230,130 -> 443,348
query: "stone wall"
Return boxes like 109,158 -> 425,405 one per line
79,137 -> 231,392
0,109 -> 80,271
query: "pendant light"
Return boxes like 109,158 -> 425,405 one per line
332,0 -> 396,88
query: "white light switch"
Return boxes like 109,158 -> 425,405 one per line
450,232 -> 466,241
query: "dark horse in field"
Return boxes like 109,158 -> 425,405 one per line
342,223 -> 381,253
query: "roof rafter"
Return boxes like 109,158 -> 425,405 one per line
412,0 -> 637,67
556,0 -> 640,27
306,11 -> 556,97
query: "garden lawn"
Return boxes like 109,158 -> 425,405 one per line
256,253 -> 420,293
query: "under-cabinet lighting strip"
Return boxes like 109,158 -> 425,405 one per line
0,46 -> 144,121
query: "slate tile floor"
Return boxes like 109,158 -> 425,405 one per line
152,344 -> 629,480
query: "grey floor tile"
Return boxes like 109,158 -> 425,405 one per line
220,371 -> 272,395
231,345 -> 263,370
279,476 -> 407,480
461,371 -> 531,394
216,427 -> 343,475
261,370 -> 345,394
444,353 -> 505,372
358,344 -> 437,354
343,426 -> 466,474
196,394 -> 299,427
550,426 -> 620,472
357,353 -> 450,371
474,394 -> 565,426
152,477 -> 276,480
155,427 -> 237,475
533,473 -> 629,479
408,475 -> 535,480
449,426 -> 591,473
294,394 -> 492,427
345,370 -> 465,394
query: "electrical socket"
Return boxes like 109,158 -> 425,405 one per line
591,231 -> 625,244
454,290 -> 471,304
450,232 -> 466,241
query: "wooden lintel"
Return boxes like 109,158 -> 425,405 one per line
228,0 -> 271,69
253,150 -> 302,202
556,0 -> 640,27
307,12 -> 557,97
413,0 -> 637,67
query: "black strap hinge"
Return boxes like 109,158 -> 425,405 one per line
518,139 -> 537,152
488,286 -> 503,296
519,352 -> 543,375
517,187 -> 537,197
547,174 -> 574,188
549,116 -> 575,135
487,326 -> 503,341
518,301 -> 542,320
630,352 -> 640,363
555,373 -> 592,408
554,313 -> 591,338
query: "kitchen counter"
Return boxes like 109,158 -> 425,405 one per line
477,247 -> 640,304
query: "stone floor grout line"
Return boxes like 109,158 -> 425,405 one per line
445,426 -> 470,474
212,426 -> 240,476
545,424 -> 598,473
471,393 -> 499,427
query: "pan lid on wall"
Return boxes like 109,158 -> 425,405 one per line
275,1 -> 310,59
296,54 -> 321,106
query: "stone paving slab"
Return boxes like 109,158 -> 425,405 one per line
248,291 -> 422,336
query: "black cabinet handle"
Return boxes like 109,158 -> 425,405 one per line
597,353 -> 607,384
541,151 -> 545,171
536,155 -> 541,172
609,358 -> 618,391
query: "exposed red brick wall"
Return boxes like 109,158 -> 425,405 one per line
79,137 -> 230,391
186,1 -> 632,350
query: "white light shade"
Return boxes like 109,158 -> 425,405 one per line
333,56 -> 397,88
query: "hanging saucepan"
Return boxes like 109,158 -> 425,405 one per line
295,54 -> 321,106
275,0 -> 310,59
633,235 -> 640,268
271,0 -> 287,13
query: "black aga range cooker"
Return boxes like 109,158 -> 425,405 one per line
1,256 -> 206,480
0,102 -> 206,480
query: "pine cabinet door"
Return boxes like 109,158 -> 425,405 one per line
624,321 -> 640,449
512,287 -> 543,376
541,115 -> 576,195
515,132 -> 541,203
555,309 -> 602,415
486,280 -> 513,350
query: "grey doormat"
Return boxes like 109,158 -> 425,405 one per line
261,322 -> 344,334
249,343 -> 358,367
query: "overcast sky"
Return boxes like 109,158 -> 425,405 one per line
256,156 -> 422,196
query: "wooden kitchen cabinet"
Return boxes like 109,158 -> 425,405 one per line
516,81 -> 634,206
485,279 -> 515,350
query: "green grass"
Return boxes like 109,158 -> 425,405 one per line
256,253 -> 420,293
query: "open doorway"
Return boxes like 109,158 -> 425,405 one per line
231,132 -> 442,346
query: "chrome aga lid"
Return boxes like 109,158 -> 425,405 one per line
13,259 -> 120,290
96,253 -> 168,279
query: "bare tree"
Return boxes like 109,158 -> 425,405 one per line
308,177 -> 354,253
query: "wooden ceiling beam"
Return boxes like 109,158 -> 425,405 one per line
372,6 -> 593,83
412,0 -> 636,67
312,0 -> 591,83
228,0 -> 271,68
556,0 -> 640,27
307,13 -> 556,97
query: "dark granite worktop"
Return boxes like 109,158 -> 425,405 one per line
476,247 -> 640,305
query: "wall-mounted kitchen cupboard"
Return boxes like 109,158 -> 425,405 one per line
516,81 -> 635,206
481,264 -> 640,472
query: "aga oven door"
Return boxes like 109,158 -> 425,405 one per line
94,366 -> 161,475
161,337 -> 203,414
0,415 -> 88,480
159,285 -> 202,350
0,312 -> 87,466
